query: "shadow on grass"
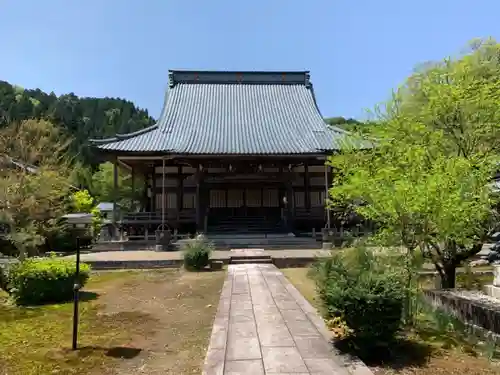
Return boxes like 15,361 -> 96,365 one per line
0,292 -> 100,322
64,346 -> 142,359
78,291 -> 99,302
333,336 -> 434,370
17,291 -> 100,307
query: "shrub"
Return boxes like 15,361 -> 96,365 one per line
46,225 -> 75,252
183,236 -> 213,271
91,206 -> 104,241
6,255 -> 91,305
312,247 -> 406,342
46,223 -> 93,252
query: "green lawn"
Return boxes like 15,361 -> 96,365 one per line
0,269 -> 226,375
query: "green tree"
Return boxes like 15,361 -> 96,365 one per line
329,39 -> 500,288
0,120 -> 74,259
325,116 -> 379,134
69,189 -> 103,241
90,162 -> 143,212
71,190 -> 95,213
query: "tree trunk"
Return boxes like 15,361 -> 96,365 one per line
403,255 -> 413,324
440,264 -> 457,289
18,246 -> 26,261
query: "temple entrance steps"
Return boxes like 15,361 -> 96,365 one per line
207,214 -> 282,234
228,249 -> 272,265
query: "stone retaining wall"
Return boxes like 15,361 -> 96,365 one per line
423,289 -> 500,343
87,257 -> 318,270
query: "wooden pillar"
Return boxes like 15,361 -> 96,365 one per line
286,179 -> 294,233
195,165 -> 202,232
176,166 -> 182,228
161,158 -> 166,229
130,166 -> 135,210
278,164 -> 285,229
112,158 -> 118,239
143,170 -> 149,211
242,188 -> 247,216
151,166 -> 157,212
304,161 -> 310,209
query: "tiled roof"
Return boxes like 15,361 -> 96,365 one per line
91,70 -> 359,155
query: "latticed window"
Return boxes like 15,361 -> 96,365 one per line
183,193 -> 196,209
246,189 -> 262,207
209,190 -> 226,208
310,191 -> 326,207
227,189 -> 244,208
294,191 -> 305,208
155,193 -> 177,210
262,189 -> 279,207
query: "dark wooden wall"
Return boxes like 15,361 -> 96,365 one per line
122,158 -> 331,233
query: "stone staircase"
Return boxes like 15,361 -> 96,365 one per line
205,233 -> 321,250
228,249 -> 273,265
208,215 -> 283,234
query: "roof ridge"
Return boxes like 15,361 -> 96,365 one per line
168,70 -> 311,88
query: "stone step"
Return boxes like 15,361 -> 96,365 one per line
230,254 -> 272,261
230,258 -> 274,265
213,244 -> 322,250
208,228 -> 281,233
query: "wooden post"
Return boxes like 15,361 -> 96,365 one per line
286,181 -> 294,233
304,161 -> 310,210
176,166 -> 182,229
130,166 -> 135,210
161,158 -> 166,230
151,166 -> 157,212
195,164 -> 202,233
278,164 -> 285,229
112,158 -> 118,239
143,170 -> 149,211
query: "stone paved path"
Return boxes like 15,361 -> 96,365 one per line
203,264 -> 371,375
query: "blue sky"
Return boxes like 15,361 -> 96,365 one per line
1,0 -> 499,120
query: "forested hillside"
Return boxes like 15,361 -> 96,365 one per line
0,80 -> 155,166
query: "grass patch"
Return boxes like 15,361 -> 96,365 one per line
0,268 -> 226,375
282,267 -> 500,375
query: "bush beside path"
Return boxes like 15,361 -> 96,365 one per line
283,265 -> 500,375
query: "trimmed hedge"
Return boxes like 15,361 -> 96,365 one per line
5,256 -> 91,305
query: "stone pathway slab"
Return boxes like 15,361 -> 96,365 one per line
202,264 -> 373,375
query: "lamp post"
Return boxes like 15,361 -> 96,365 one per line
72,237 -> 81,350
